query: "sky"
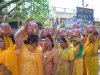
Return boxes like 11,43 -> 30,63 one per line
50,0 -> 100,20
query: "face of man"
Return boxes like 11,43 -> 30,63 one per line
27,23 -> 38,35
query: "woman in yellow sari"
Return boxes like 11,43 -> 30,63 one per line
42,35 -> 59,75
14,23 -> 43,75
57,37 -> 74,75
0,36 -> 19,75
83,31 -> 100,75
72,37 -> 83,75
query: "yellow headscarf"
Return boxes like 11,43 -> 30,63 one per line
0,35 -> 13,53
83,33 -> 98,55
3,35 -> 13,48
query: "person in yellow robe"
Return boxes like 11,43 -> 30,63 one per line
14,24 -> 43,75
57,37 -> 74,75
72,37 -> 83,75
42,35 -> 59,75
0,36 -> 19,75
83,31 -> 100,75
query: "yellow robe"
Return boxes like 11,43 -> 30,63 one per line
0,36 -> 19,75
0,48 -> 5,75
43,48 -> 59,75
73,45 -> 83,75
83,34 -> 99,75
67,39 -> 74,51
19,44 -> 43,75
57,47 -> 74,75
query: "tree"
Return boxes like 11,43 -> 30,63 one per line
0,0 -> 19,10
0,0 -> 49,21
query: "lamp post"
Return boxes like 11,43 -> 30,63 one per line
82,0 -> 89,30
82,0 -> 84,29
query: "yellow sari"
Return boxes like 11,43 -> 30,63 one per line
0,36 -> 19,75
67,39 -> 74,51
19,44 -> 43,75
43,47 -> 59,75
73,44 -> 83,75
83,34 -> 99,75
0,48 -> 5,75
57,47 -> 74,75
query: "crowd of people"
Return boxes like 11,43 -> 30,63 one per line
0,15 -> 100,75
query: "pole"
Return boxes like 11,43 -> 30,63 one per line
82,0 -> 84,7
82,0 -> 84,30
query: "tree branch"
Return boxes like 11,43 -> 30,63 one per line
0,0 -> 19,10
7,1 -> 23,15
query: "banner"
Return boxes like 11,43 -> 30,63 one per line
76,7 -> 94,22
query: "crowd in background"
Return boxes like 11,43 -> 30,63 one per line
0,15 -> 100,75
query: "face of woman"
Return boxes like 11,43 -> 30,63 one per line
44,37 -> 52,47
72,40 -> 79,47
59,39 -> 67,48
89,34 -> 95,42
0,38 -> 6,49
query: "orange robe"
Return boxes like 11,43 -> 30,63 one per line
43,48 -> 59,75
0,36 -> 19,75
19,44 -> 43,75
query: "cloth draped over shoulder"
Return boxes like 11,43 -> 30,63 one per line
0,36 -> 19,75
66,39 -> 74,51
57,46 -> 74,75
83,33 -> 99,75
19,43 -> 43,75
72,44 -> 83,75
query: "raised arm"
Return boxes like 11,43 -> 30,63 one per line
51,35 -> 57,49
14,26 -> 27,48
14,28 -> 24,48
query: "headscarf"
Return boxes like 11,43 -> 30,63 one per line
3,35 -> 13,49
83,33 -> 98,55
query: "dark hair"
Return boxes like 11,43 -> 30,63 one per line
10,34 -> 15,44
0,36 -> 4,41
94,31 -> 98,35
44,35 -> 54,49
0,36 -> 5,44
60,37 -> 67,43
24,35 -> 39,45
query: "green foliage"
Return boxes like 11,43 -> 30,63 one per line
0,0 -> 49,21
42,20 -> 51,26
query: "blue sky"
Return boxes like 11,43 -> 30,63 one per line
50,0 -> 100,20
